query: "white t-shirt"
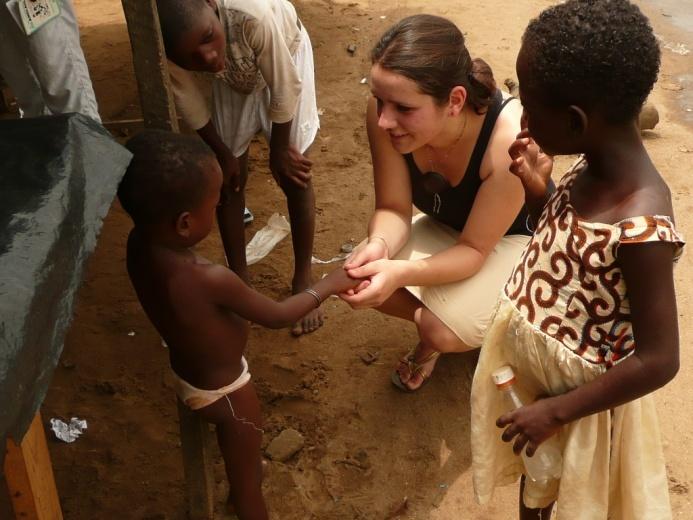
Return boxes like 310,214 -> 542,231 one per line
168,0 -> 303,129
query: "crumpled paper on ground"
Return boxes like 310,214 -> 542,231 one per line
246,213 -> 291,265
50,417 -> 88,443
245,213 -> 352,266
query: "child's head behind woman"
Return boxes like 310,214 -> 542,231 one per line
118,130 -> 222,245
517,0 -> 660,155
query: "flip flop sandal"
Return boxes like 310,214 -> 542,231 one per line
391,348 -> 441,392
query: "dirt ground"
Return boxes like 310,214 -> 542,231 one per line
4,0 -> 692,518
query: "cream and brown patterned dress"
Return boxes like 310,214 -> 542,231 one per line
471,159 -> 684,519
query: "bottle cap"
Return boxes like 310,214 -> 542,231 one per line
491,365 -> 516,387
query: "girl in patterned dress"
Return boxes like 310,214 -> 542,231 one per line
471,1 -> 684,519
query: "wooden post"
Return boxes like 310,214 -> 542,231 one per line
120,2 -> 214,517
120,0 -> 179,132
177,400 -> 215,520
4,412 -> 63,520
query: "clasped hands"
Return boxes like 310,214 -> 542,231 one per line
339,239 -> 404,308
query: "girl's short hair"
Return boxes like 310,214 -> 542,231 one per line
522,0 -> 660,123
371,14 -> 497,113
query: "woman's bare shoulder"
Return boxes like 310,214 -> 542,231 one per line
479,94 -> 522,180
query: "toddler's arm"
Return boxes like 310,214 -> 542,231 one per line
202,264 -> 361,329
498,241 -> 679,456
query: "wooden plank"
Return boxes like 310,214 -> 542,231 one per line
177,400 -> 215,520
4,412 -> 63,520
120,0 -> 179,132
120,2 -> 214,516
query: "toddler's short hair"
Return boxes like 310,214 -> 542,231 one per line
522,0 -> 660,123
118,130 -> 216,226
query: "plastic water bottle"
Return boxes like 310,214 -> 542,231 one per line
492,365 -> 562,483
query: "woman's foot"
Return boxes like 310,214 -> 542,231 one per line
391,343 -> 441,391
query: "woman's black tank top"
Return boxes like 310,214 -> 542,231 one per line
405,90 -> 532,236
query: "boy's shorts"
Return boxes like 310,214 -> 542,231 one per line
211,25 -> 320,157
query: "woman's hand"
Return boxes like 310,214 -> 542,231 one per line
340,259 -> 406,308
344,239 -> 389,270
508,129 -> 553,201
496,396 -> 563,457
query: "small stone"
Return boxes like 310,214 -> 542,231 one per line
679,146 -> 692,153
359,350 -> 379,365
340,242 -> 354,253
346,43 -> 357,55
266,428 -> 305,462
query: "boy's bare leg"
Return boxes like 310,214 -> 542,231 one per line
198,382 -> 267,520
217,151 -> 250,283
277,170 -> 322,336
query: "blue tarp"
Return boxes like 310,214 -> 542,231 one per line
0,113 -> 131,467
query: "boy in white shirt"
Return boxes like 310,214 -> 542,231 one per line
156,0 -> 322,336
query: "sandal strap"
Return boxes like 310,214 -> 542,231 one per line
404,350 -> 441,375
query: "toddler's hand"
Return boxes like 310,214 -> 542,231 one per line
323,266 -> 366,295
496,396 -> 563,457
508,129 -> 553,200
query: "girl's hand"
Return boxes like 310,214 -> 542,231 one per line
508,129 -> 554,201
340,259 -> 404,308
496,396 -> 563,456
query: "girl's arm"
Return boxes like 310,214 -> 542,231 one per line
201,263 -> 361,328
498,241 -> 680,456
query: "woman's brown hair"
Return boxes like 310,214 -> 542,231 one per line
371,14 -> 496,113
